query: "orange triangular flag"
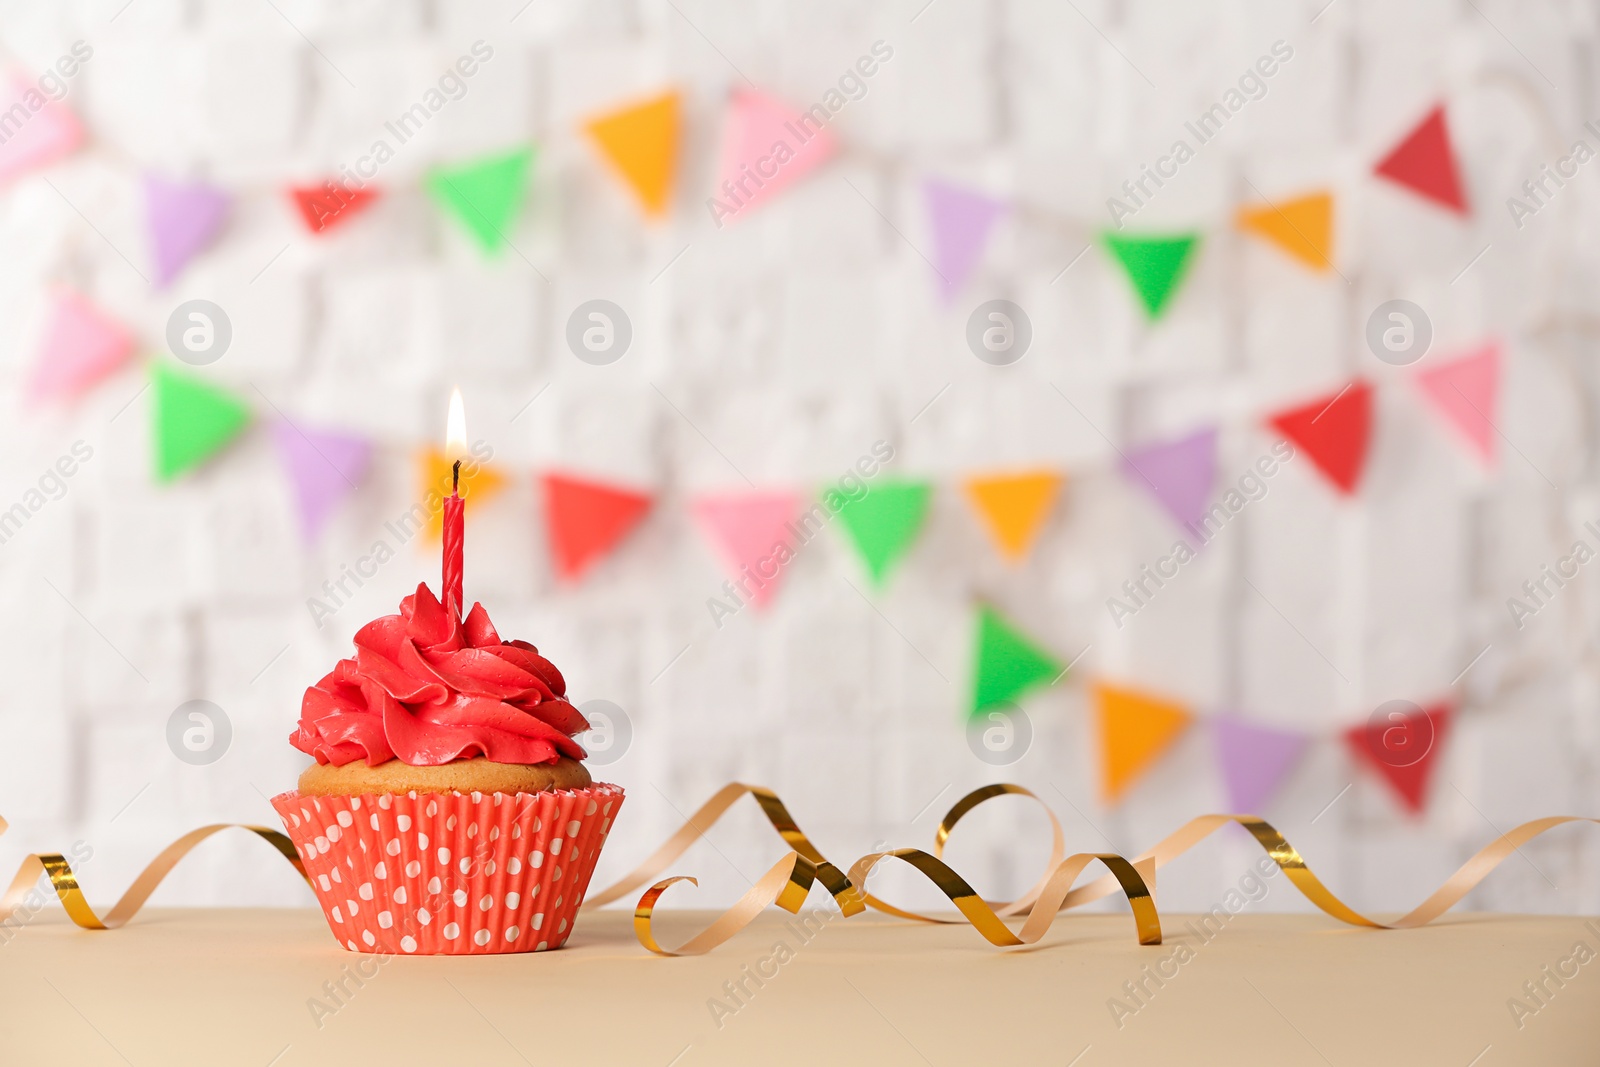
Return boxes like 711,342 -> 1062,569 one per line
1236,191 -> 1334,271
1094,682 -> 1192,803
584,91 -> 680,217
963,471 -> 1062,563
418,448 -> 505,541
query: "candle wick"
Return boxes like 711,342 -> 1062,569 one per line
452,459 -> 461,494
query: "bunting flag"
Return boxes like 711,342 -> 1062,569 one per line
419,448 -> 505,541
1266,380 -> 1373,496
1120,428 -> 1217,532
149,362 -> 251,482
970,606 -> 1063,718
145,175 -> 231,287
27,291 -> 134,401
273,422 -> 372,543
584,91 -> 680,218
962,470 -> 1061,563
710,89 -> 837,223
924,179 -> 1007,304
690,490 -> 801,610
1213,715 -> 1309,814
427,146 -> 534,254
832,480 -> 932,587
1094,682 -> 1193,804
0,74 -> 82,184
1236,191 -> 1334,271
1373,104 -> 1468,215
291,183 -> 379,234
1414,341 -> 1499,465
541,472 -> 652,581
1101,232 -> 1200,320
1345,701 -> 1453,814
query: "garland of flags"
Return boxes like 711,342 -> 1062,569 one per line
9,66 -> 1500,820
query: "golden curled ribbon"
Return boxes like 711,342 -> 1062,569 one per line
2,789 -> 1595,955
0,814 -> 305,930
585,783 -> 1600,956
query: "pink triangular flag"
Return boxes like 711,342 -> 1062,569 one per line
1120,427 -> 1217,533
28,291 -> 134,401
145,175 -> 231,287
1415,342 -> 1499,464
690,490 -> 802,610
924,179 -> 1007,304
1213,714 -> 1309,814
710,90 -> 837,223
0,74 -> 82,184
272,421 -> 371,542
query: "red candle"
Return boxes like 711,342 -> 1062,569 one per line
442,389 -> 466,619
443,468 -> 464,619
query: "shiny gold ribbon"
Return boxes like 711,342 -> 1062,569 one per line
0,813 -> 305,930
597,784 -> 1600,956
3,789 -> 1595,955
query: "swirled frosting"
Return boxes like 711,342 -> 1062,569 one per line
292,583 -> 589,767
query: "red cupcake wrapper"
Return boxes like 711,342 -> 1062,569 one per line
272,784 -> 623,955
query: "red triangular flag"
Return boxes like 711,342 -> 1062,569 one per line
1267,381 -> 1373,495
1345,701 -> 1452,814
1415,342 -> 1499,465
540,473 -> 652,581
291,183 -> 379,234
1373,105 -> 1468,215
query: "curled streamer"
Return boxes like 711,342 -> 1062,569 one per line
1,788 -> 1594,954
0,814 -> 305,930
595,784 -> 1600,955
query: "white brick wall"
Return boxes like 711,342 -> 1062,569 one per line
0,0 -> 1594,919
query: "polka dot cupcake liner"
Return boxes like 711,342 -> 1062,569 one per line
272,783 -> 623,955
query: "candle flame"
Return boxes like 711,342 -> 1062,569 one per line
446,388 -> 467,455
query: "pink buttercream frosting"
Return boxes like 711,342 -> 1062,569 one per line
291,583 -> 588,767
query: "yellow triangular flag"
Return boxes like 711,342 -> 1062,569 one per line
1236,191 -> 1333,271
418,448 -> 506,542
584,91 -> 680,217
963,470 -> 1062,563
1094,681 -> 1192,803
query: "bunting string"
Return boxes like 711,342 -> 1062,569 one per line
4,785 -> 1588,957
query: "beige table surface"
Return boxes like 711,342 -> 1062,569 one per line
1,907 -> 1596,1065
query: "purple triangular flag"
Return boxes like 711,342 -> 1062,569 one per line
1214,714 -> 1309,814
146,174 -> 231,287
272,421 -> 371,542
924,178 -> 1007,304
1120,427 -> 1217,532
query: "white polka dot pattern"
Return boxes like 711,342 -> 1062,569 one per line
272,783 -> 623,956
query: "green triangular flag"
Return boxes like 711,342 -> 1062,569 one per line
832,480 -> 931,586
151,362 -> 251,482
971,605 -> 1063,718
427,145 -> 535,254
1101,232 -> 1200,319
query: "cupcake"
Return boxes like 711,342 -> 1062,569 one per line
273,582 -> 623,955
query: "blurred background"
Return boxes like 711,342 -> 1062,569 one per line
0,0 -> 1595,918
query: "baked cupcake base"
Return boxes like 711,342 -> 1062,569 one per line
273,783 -> 623,955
